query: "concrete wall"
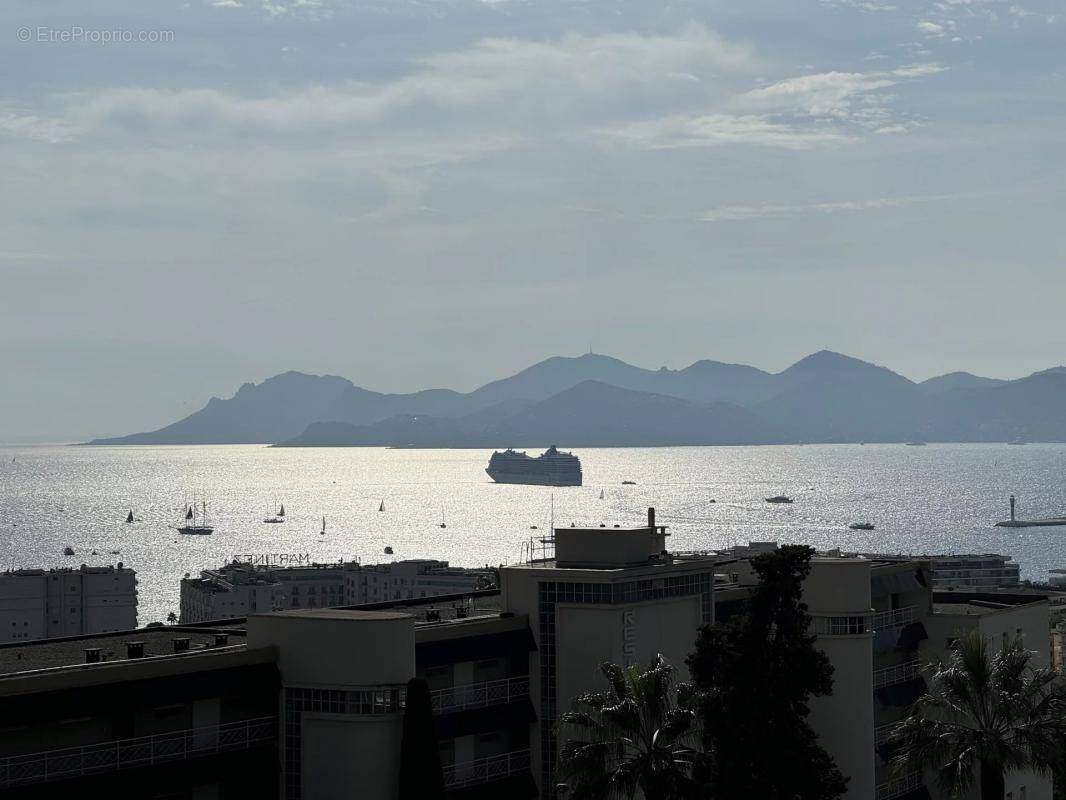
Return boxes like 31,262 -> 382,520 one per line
806,559 -> 875,800
301,713 -> 404,800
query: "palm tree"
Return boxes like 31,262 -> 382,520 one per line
556,654 -> 703,800
893,631 -> 1066,800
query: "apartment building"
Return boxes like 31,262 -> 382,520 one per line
0,564 -> 137,641
180,558 -> 489,622
928,554 -> 1020,589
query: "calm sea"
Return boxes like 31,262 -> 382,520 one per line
1,443 -> 1065,624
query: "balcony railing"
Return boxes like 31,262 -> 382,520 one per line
443,748 -> 531,789
0,716 -> 276,789
430,676 -> 530,714
876,771 -> 922,800
873,660 -> 921,689
874,722 -> 901,748
872,606 -> 916,632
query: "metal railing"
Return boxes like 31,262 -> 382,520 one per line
874,722 -> 902,748
873,660 -> 921,689
0,715 -> 276,789
430,676 -> 530,714
872,606 -> 916,632
443,748 -> 531,789
876,771 -> 923,800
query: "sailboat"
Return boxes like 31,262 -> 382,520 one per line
379,500 -> 385,512
320,516 -> 326,535
439,507 -> 447,529
125,510 -> 134,524
178,500 -> 214,535
599,489 -> 605,500
263,500 -> 284,524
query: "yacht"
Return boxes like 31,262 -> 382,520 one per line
848,522 -> 875,531
766,495 -> 794,504
178,500 -> 214,535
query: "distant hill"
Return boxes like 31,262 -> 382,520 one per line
277,381 -> 784,448
918,371 -> 1006,394
88,351 -> 1066,447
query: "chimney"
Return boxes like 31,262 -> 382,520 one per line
214,633 -> 229,647
173,638 -> 190,653
648,507 -> 656,530
84,648 -> 101,664
126,641 -> 144,659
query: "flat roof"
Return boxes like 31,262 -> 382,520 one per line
0,624 -> 245,677
258,608 -> 412,622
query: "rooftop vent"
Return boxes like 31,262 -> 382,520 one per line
126,641 -> 145,659
84,648 -> 101,664
453,604 -> 469,619
214,633 -> 229,647
173,638 -> 190,653
425,608 -> 440,623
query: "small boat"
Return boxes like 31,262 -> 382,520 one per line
91,549 -> 98,555
905,442 -> 927,447
379,500 -> 385,512
125,510 -> 134,524
530,525 -> 538,530
848,522 -> 875,531
766,496 -> 793,504
63,546 -> 75,556
110,550 -> 120,555
621,481 -> 636,485
384,546 -> 394,554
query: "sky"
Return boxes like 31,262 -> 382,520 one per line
1,0 -> 1064,441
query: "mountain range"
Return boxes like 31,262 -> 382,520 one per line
87,351 -> 1066,447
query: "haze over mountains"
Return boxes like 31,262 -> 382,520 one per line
88,351 -> 1066,447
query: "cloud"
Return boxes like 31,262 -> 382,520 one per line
596,113 -> 856,150
917,20 -> 947,36
699,194 -> 953,222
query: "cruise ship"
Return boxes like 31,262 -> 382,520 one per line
485,446 -> 582,486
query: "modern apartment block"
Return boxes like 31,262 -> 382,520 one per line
0,564 -> 137,642
180,558 -> 489,622
717,547 -> 1052,800
927,553 -> 1020,589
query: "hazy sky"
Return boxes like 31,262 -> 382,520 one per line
2,0 -> 1064,440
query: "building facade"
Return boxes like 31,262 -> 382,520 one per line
180,559 -> 489,623
0,564 -> 137,642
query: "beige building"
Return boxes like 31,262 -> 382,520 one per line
501,508 -> 716,797
0,564 -> 137,641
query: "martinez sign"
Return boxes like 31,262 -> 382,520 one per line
232,553 -> 312,566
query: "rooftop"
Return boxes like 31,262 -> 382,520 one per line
0,623 -> 246,677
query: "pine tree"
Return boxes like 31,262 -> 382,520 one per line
686,544 -> 847,799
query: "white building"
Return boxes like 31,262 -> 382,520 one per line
928,553 -> 1020,589
180,559 -> 489,623
0,564 -> 137,642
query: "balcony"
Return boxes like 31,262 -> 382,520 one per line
430,677 -> 530,715
0,716 -> 276,789
874,722 -> 901,748
443,748 -> 532,790
872,606 -> 916,632
876,771 -> 923,800
873,660 -> 921,689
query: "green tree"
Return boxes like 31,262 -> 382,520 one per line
686,544 -> 847,800
893,632 -> 1066,800
557,654 -> 702,800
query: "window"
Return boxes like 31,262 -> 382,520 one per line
1020,787 -> 1027,800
